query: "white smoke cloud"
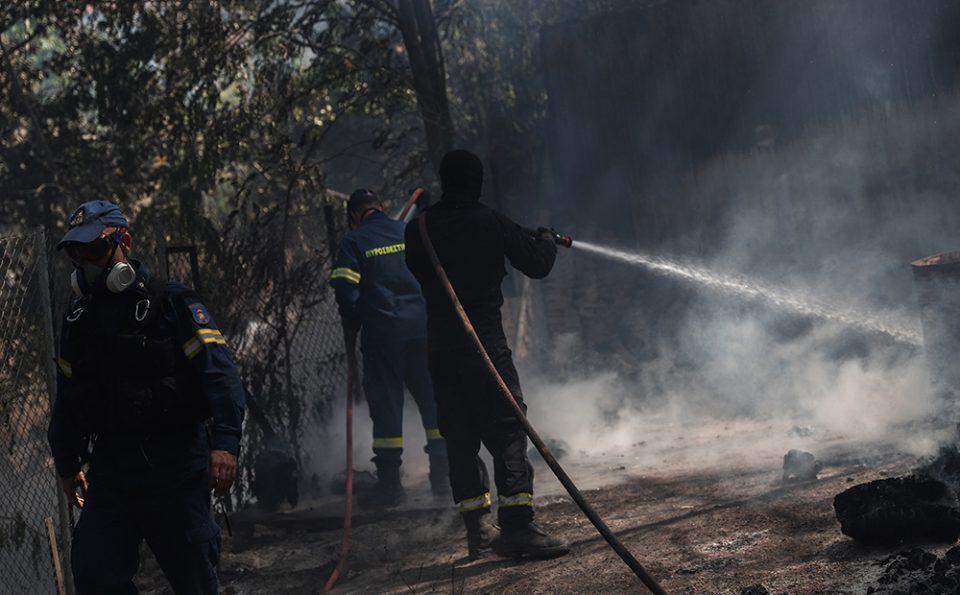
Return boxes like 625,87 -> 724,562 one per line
518,97 -> 960,484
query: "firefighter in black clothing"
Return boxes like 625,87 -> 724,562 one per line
404,149 -> 569,559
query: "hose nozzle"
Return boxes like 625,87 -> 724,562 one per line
539,227 -> 573,248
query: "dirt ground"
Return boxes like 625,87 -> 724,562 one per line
136,419 -> 954,594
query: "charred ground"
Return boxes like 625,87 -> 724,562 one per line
134,419 -> 952,594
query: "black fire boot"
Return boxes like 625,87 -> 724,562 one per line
463,510 -> 499,560
358,464 -> 406,508
429,453 -> 452,499
493,522 -> 570,559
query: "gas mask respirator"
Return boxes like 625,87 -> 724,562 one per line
70,238 -> 137,297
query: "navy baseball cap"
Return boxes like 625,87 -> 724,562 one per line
56,201 -> 128,250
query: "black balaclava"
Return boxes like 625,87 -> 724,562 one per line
439,149 -> 483,201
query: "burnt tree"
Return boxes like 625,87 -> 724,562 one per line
373,0 -> 455,171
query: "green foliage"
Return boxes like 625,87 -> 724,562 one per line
1,0 -> 625,501
0,1 -> 426,238
1,0 -> 434,501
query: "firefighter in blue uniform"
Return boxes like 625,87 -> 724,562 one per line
47,201 -> 245,594
330,189 -> 447,507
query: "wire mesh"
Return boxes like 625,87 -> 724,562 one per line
0,196 -> 364,591
161,196 -> 354,504
0,230 -> 68,594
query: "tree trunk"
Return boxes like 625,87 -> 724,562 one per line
178,187 -> 203,243
395,0 -> 455,172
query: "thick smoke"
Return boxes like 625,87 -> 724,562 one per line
524,99 -> 960,479
522,2 -> 960,481
306,2 -> 960,500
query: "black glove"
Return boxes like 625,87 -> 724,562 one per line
537,227 -> 558,242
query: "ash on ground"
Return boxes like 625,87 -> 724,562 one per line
867,547 -> 960,594
783,449 -> 821,483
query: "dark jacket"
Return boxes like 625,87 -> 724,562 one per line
48,262 -> 245,486
404,194 -> 556,354
330,210 -> 427,346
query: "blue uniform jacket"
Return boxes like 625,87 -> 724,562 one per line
48,263 -> 246,486
330,211 -> 427,346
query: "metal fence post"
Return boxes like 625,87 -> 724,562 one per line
35,227 -> 76,595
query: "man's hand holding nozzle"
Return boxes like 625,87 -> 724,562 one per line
536,227 -> 574,248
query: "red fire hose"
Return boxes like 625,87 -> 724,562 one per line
323,188 -> 422,592
416,214 -> 667,595
322,333 -> 356,593
398,187 -> 425,222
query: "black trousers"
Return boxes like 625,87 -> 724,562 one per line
72,470 -> 219,595
429,345 -> 534,528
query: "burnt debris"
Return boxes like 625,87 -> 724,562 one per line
330,469 -> 377,495
834,476 -> 960,544
867,547 -> 960,593
783,449 -> 821,483
253,437 -> 300,512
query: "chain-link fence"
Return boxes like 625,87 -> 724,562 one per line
161,194 -> 354,505
1,193 -> 366,591
0,230 -> 70,595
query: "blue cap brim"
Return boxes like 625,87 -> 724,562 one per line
57,224 -> 108,250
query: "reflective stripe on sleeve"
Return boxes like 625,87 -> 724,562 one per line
372,437 -> 403,449
183,337 -> 202,359
183,329 -> 227,359
197,328 -> 226,345
331,267 -> 361,284
498,492 -> 533,508
426,428 -> 443,441
458,492 -> 492,512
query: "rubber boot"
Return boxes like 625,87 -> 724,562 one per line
429,453 -> 452,499
463,510 -> 499,560
358,464 -> 406,508
493,522 -> 569,559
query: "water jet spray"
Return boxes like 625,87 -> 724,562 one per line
573,241 -> 921,346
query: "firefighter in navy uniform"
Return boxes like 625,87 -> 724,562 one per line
404,149 -> 569,560
47,201 -> 245,594
330,189 -> 448,508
